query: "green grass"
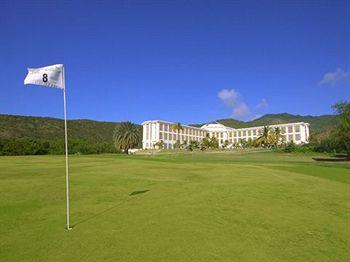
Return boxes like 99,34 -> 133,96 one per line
1,151 -> 349,261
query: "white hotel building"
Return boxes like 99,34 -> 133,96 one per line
142,120 -> 310,150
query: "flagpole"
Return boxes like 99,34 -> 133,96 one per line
62,66 -> 72,230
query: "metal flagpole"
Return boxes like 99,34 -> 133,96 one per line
62,66 -> 72,230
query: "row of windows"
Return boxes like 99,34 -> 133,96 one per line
145,123 -> 303,142
212,126 -> 301,138
159,123 -> 204,136
159,132 -> 202,141
227,134 -> 301,143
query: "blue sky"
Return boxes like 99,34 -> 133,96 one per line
0,1 -> 349,124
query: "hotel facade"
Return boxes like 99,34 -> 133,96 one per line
142,120 -> 310,149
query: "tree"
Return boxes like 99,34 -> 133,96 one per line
201,134 -> 211,150
188,140 -> 199,151
209,136 -> 219,149
256,126 -> 271,148
222,140 -> 230,149
270,127 -> 283,148
172,122 -> 183,146
113,122 -> 141,154
154,140 -> 164,149
332,101 -> 350,157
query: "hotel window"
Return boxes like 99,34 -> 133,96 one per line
147,125 -> 151,140
295,126 -> 300,132
295,134 -> 301,141
159,123 -> 163,131
288,126 -> 293,133
288,134 -> 293,141
145,126 -> 148,139
159,132 -> 163,139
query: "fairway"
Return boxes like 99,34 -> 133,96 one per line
1,151 -> 349,261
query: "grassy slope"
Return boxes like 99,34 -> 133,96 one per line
1,151 -> 349,261
0,114 -> 121,142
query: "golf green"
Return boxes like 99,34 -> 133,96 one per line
1,151 -> 349,261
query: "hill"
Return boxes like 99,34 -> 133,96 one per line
0,114 -> 123,143
192,113 -> 337,136
1,113 -> 337,143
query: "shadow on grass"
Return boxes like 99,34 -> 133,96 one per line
129,189 -> 149,196
313,157 -> 349,162
71,189 -> 150,228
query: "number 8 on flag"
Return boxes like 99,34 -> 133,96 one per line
24,64 -> 64,89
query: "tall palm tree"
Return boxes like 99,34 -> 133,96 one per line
273,127 -> 282,147
113,122 -> 141,154
256,126 -> 271,148
172,122 -> 183,146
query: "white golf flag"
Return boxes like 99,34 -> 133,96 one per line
24,64 -> 64,89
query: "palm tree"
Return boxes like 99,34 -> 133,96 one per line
154,140 -> 164,150
113,122 -> 141,154
272,127 -> 282,147
256,126 -> 271,148
172,122 -> 183,147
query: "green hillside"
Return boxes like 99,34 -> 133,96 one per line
0,113 -> 337,143
0,114 -> 122,143
215,113 -> 337,135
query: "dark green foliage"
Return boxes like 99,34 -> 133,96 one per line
332,101 -> 350,156
283,142 -> 297,153
209,136 -> 219,149
113,122 -> 142,153
0,114 -> 120,142
309,101 -> 350,156
0,138 -> 117,156
0,114 -> 141,155
187,140 -> 200,151
313,138 -> 340,154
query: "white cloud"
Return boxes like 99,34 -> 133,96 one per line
318,68 -> 350,86
233,102 -> 251,119
255,98 -> 268,110
217,89 -> 251,120
217,89 -> 240,107
218,89 -> 269,121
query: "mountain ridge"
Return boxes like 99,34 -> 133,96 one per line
0,113 -> 337,142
